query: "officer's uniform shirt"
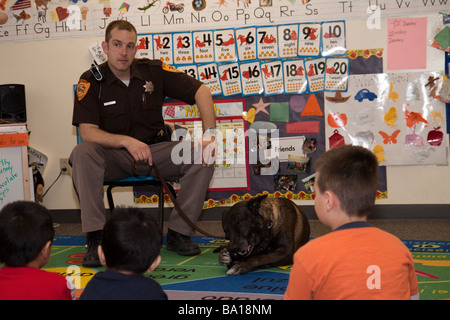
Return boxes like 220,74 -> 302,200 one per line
73,59 -> 203,142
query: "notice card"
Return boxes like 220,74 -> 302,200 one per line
387,17 -> 427,70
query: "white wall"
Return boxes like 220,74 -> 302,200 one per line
0,14 -> 449,212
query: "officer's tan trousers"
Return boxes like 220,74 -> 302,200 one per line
69,140 -> 214,235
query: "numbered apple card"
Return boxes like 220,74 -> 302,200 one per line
152,34 -> 174,64
283,59 -> 308,94
305,57 -> 326,92
240,61 -> 264,96
214,29 -> 237,63
324,57 -> 349,91
177,65 -> 198,80
197,63 -> 222,95
173,32 -> 194,65
193,31 -> 214,64
218,63 -> 242,96
321,21 -> 346,56
235,27 -> 257,61
261,60 -> 284,96
278,24 -> 299,59
135,35 -> 153,59
298,23 -> 321,57
256,26 -> 278,60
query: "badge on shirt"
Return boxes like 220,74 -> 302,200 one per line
143,81 -> 155,94
76,79 -> 90,101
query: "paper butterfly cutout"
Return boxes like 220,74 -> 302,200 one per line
379,130 -> 400,144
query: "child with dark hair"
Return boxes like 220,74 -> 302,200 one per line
285,145 -> 418,300
80,207 -> 167,300
0,201 -> 74,300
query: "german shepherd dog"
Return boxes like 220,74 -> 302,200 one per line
218,195 -> 310,275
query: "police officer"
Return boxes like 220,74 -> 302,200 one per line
70,20 -> 216,267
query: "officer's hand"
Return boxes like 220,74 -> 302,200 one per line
126,139 -> 153,166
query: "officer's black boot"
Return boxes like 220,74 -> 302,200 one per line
82,230 -> 102,267
166,229 -> 201,256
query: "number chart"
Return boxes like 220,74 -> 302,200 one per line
137,20 -> 348,97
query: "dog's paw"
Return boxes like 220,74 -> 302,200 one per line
226,262 -> 252,276
218,248 -> 232,266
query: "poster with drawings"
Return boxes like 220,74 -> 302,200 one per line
324,72 -> 447,165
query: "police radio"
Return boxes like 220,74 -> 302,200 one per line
90,61 -> 103,82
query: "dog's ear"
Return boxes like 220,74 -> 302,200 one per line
247,195 -> 268,213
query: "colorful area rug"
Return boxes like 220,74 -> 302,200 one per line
46,236 -> 450,300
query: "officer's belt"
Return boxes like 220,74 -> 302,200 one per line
141,125 -> 172,145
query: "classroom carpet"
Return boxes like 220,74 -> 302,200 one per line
46,236 -> 450,300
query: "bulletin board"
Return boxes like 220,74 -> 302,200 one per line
132,42 -> 391,207
130,10 -> 448,207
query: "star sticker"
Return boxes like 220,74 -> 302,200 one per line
252,97 -> 270,115
143,81 -> 154,94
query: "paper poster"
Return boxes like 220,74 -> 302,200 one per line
321,21 -> 346,56
324,57 -> 349,91
152,34 -> 173,64
240,61 -> 264,96
283,59 -> 308,94
135,35 -> 153,59
131,20 -> 350,98
213,29 -> 237,62
193,31 -> 214,64
305,57 -> 326,92
257,26 -> 278,60
387,17 -> 427,70
278,24 -> 299,59
270,136 -> 306,162
325,72 -> 447,165
197,63 -> 222,95
0,1 -> 447,43
261,60 -> 284,96
298,23 -> 321,57
235,27 -> 257,61
177,65 -> 198,79
162,100 -> 249,191
218,62 -> 242,96
173,32 -> 194,64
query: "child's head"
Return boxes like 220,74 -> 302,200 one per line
99,207 -> 162,274
314,145 -> 378,218
0,201 -> 54,267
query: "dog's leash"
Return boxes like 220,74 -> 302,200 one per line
133,161 -> 225,239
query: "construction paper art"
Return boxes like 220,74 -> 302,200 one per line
387,17 -> 427,70
286,121 -> 320,134
301,94 -> 323,116
252,97 -> 270,115
325,72 -> 447,165
269,102 -> 290,122
289,95 -> 306,112
433,26 -> 450,52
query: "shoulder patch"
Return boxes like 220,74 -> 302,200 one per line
162,62 -> 182,73
76,79 -> 90,101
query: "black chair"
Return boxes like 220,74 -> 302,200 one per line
76,128 -> 176,234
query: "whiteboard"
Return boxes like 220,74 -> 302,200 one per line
0,125 -> 31,209
0,146 -> 25,207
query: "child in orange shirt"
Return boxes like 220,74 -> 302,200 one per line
285,145 -> 419,300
